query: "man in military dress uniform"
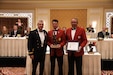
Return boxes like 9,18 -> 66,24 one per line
28,20 -> 48,75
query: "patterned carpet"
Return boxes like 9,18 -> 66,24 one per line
102,70 -> 113,75
0,67 -> 113,75
0,67 -> 26,75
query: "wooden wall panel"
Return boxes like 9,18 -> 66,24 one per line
50,9 -> 87,30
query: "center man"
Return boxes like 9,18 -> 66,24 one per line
47,19 -> 66,75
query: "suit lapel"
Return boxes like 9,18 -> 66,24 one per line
74,27 -> 78,39
43,30 -> 47,44
35,29 -> 41,43
56,30 -> 60,38
69,29 -> 72,40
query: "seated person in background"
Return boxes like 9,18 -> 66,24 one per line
62,27 -> 66,33
1,26 -> 9,37
97,27 -> 109,39
110,33 -> 113,38
16,19 -> 24,34
10,24 -> 21,37
23,27 -> 31,37
86,24 -> 94,33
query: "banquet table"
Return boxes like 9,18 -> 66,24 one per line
0,37 -> 27,57
87,38 -> 113,59
26,52 -> 101,75
0,37 -> 113,59
86,33 -> 97,38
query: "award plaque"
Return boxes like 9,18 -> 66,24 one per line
51,33 -> 59,48
50,44 -> 60,48
67,42 -> 79,51
53,35 -> 57,45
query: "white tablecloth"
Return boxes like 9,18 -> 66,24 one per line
86,33 -> 97,38
0,37 -> 27,57
83,52 -> 101,75
26,52 -> 101,75
87,38 -> 113,59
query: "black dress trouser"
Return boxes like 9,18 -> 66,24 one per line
68,55 -> 82,75
50,56 -> 63,75
32,55 -> 45,75
32,47 -> 45,75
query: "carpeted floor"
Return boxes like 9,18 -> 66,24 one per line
0,67 -> 26,75
102,70 -> 113,75
0,67 -> 113,75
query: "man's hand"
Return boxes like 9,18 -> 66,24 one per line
57,44 -> 61,48
50,44 -> 61,48
76,46 -> 82,52
30,55 -> 34,60
50,44 -> 54,48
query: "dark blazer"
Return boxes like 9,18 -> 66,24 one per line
66,26 -> 87,57
10,30 -> 21,37
28,29 -> 48,61
47,29 -> 66,57
97,31 -> 109,38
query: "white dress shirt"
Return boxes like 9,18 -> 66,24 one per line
71,29 -> 76,40
38,30 -> 45,47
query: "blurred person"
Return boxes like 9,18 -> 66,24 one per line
62,27 -> 67,33
110,32 -> 113,38
24,27 -> 31,37
97,27 -> 109,39
16,19 -> 23,27
1,26 -> 9,37
16,19 -> 24,34
10,24 -> 21,37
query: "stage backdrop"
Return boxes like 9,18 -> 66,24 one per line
50,9 -> 87,29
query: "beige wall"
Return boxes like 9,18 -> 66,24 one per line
87,8 -> 104,33
50,9 -> 87,30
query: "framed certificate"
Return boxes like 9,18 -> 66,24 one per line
67,42 -> 79,51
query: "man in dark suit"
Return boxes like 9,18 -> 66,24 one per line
10,24 -> 21,37
97,27 -> 109,38
86,24 -> 94,33
47,19 -> 66,75
66,18 -> 87,75
28,20 -> 48,75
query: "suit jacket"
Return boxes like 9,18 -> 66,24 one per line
28,29 -> 48,61
66,27 -> 87,57
10,30 -> 21,37
47,29 -> 66,57
97,31 -> 109,38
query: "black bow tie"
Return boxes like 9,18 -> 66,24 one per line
72,28 -> 76,30
39,30 -> 43,32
